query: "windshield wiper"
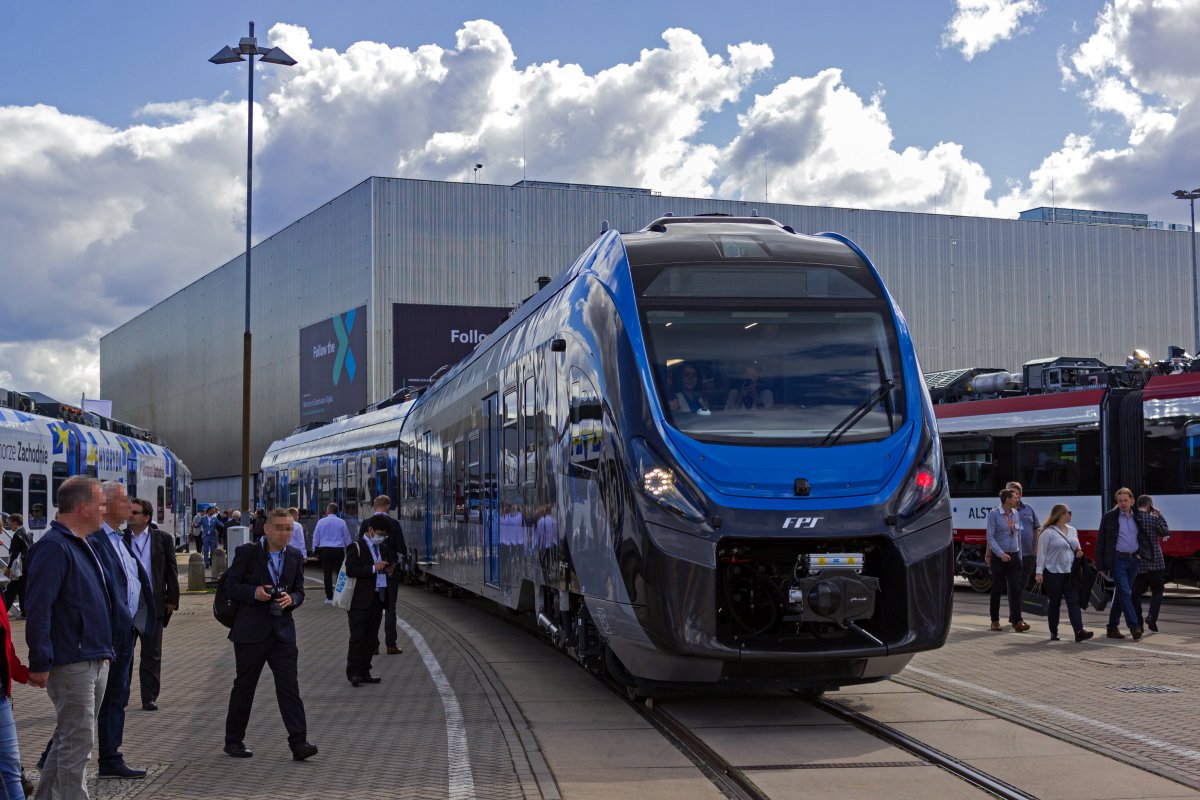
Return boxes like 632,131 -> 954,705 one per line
819,353 -> 895,448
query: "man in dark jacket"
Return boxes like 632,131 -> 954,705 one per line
125,497 -> 180,711
92,482 -> 158,779
3,513 -> 32,616
344,517 -> 395,685
222,508 -> 317,761
357,495 -> 406,654
1095,487 -> 1153,640
24,476 -> 115,798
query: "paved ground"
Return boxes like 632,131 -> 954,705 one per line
9,563 -> 1200,799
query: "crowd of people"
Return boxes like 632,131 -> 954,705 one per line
985,480 -> 1170,642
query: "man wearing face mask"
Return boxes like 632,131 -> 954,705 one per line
341,519 -> 395,687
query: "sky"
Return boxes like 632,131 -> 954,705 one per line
2,0 -> 1199,405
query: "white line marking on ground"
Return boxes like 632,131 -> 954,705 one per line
397,618 -> 477,800
907,666 -> 1200,762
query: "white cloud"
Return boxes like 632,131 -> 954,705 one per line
943,0 -> 1044,61
0,334 -> 101,406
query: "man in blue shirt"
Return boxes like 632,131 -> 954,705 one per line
311,504 -> 351,604
1006,481 -> 1042,591
24,476 -> 115,798
985,488 -> 1031,632
199,507 -> 220,568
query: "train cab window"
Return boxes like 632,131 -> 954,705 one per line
1,473 -> 21,516
569,370 -> 603,475
1014,434 -> 1078,493
28,475 -> 47,529
1185,422 -> 1200,487
942,436 -> 995,493
635,263 -> 904,446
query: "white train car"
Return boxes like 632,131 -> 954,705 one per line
0,393 -> 192,544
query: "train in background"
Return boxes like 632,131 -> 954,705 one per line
0,389 -> 193,545
263,214 -> 955,696
931,351 -> 1200,592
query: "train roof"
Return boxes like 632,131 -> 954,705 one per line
619,216 -> 867,268
262,401 -> 415,468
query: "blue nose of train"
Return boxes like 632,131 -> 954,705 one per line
663,419 -> 916,500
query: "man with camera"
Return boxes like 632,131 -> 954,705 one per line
222,508 -> 317,761
343,517 -> 396,686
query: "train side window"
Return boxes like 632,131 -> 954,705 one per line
523,374 -> 536,486
454,439 -> 466,520
28,475 -> 47,529
442,446 -> 454,516
1185,422 -> 1200,487
467,433 -> 481,523
346,459 -> 359,517
318,464 -> 332,511
942,436 -> 994,493
1014,433 -> 1078,493
51,463 -> 68,507
503,389 -> 519,488
1,473 -> 21,516
156,486 -> 165,523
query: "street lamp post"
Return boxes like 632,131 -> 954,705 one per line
473,163 -> 483,183
211,23 -> 295,518
1174,189 -> 1200,356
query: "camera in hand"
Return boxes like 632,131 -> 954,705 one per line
265,584 -> 285,616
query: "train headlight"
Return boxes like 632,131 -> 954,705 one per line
629,436 -> 706,523
896,422 -> 943,518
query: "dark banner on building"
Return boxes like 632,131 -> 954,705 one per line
392,303 -> 511,390
299,305 -> 368,421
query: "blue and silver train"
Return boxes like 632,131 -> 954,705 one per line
262,215 -> 953,693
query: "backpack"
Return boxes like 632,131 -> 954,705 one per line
213,569 -> 238,628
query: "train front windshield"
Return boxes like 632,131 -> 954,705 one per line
637,262 -> 906,446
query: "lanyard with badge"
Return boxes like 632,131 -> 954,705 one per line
262,541 -> 284,587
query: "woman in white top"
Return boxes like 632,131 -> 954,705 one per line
1035,503 -> 1093,642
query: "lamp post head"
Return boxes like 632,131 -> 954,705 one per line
238,36 -> 259,55
1174,189 -> 1200,201
209,45 -> 245,65
259,46 -> 297,66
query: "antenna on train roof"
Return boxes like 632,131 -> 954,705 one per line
750,209 -> 759,217
600,220 -> 610,233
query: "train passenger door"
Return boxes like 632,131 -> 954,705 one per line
483,393 -> 500,585
423,431 -> 433,562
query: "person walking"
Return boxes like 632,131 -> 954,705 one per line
199,507 -> 220,568
1006,481 -> 1041,590
357,496 -> 405,654
1096,487 -> 1152,640
90,483 -> 156,780
1034,504 -> 1094,642
343,517 -> 395,686
287,508 -> 307,561
986,488 -> 1030,632
23,476 -> 115,799
3,514 -> 32,618
124,497 -> 179,711
1132,494 -> 1169,633
0,594 -> 30,798
222,508 -> 316,761
312,504 -> 351,605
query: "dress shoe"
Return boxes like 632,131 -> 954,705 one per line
99,762 -> 146,779
359,674 -> 382,684
142,701 -> 158,711
291,741 -> 318,761
223,743 -> 253,759
1013,621 -> 1031,632
989,622 -> 1002,631
1147,620 -> 1159,632
348,674 -> 362,687
1131,627 -> 1143,641
1106,628 -> 1126,639
1049,634 -> 1060,641
387,645 -> 403,655
1075,630 -> 1095,642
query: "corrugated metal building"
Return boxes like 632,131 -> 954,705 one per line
100,176 -> 1196,505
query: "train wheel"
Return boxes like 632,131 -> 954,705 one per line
967,573 -> 992,593
793,687 -> 825,701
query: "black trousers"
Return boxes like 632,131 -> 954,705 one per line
319,548 -> 345,601
1021,555 -> 1037,591
384,574 -> 400,647
3,577 -> 24,613
225,634 -> 307,746
133,623 -> 164,704
1133,570 -> 1166,627
990,553 -> 1024,624
1043,571 -> 1083,635
346,596 -> 384,678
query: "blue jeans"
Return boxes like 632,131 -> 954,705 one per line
202,536 -> 218,567
97,631 -> 136,769
1107,555 -> 1141,630
0,696 -> 23,799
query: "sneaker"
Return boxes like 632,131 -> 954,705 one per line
1075,630 -> 1094,642
1106,628 -> 1126,639
323,599 -> 333,606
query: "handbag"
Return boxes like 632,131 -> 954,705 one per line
1021,583 -> 1050,616
212,570 -> 238,628
331,544 -> 359,611
8,553 -> 22,581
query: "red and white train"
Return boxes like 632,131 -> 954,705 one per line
930,354 -> 1200,591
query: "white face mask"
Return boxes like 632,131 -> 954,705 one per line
368,533 -> 387,545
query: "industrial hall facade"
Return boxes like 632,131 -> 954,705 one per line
99,176 -> 1196,506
